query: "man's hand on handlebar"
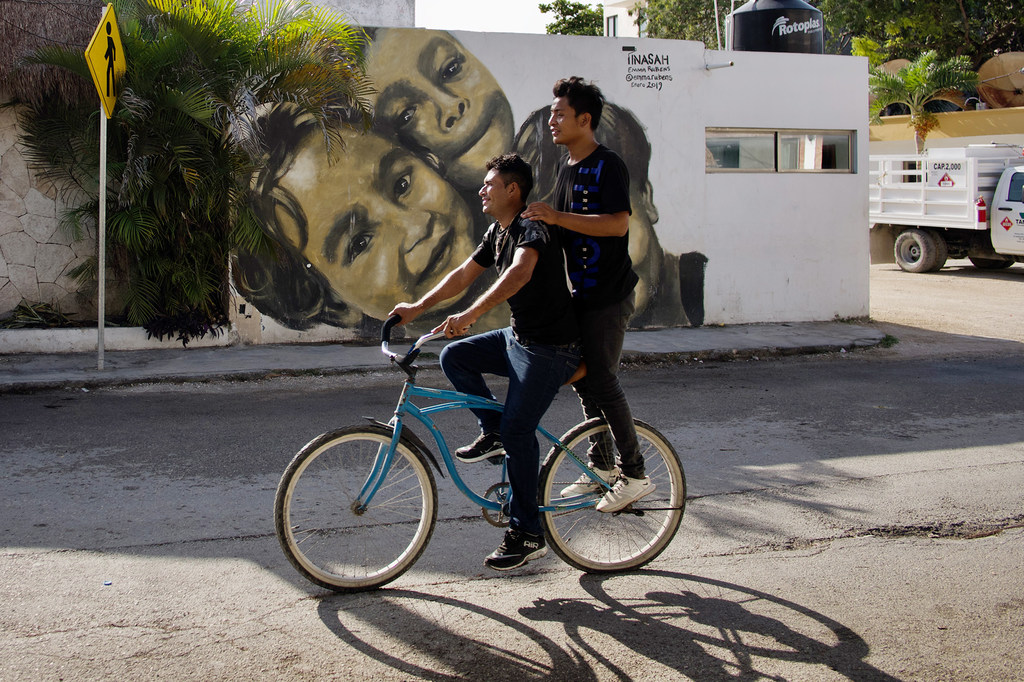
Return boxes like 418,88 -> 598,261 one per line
432,311 -> 475,339
388,302 -> 421,326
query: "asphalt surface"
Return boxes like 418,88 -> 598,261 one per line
0,321 -> 885,392
3,264 -> 1024,680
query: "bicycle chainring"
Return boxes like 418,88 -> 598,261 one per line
482,482 -> 511,527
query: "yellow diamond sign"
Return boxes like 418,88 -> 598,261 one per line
85,4 -> 126,118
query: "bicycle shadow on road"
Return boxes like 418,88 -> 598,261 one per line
316,586 -> 598,681
314,570 -> 901,681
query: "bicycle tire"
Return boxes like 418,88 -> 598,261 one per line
274,424 -> 437,592
539,418 -> 686,573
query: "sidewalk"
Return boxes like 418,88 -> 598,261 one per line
0,321 -> 885,393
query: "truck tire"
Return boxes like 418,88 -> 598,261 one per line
968,256 -> 1014,270
894,228 -> 940,273
929,231 -> 948,272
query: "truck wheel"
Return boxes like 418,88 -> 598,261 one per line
894,229 -> 939,273
928,231 -> 948,272
968,257 -> 1013,270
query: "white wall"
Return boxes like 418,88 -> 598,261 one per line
604,0 -> 642,38
698,48 -> 870,323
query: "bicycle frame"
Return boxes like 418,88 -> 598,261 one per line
355,372 -> 602,515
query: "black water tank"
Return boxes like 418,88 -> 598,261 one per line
727,0 -> 824,54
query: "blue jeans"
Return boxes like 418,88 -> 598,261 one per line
440,328 -> 580,536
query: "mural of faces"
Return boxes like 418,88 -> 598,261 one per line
270,126 -> 477,321
366,29 -> 516,190
236,29 -> 706,332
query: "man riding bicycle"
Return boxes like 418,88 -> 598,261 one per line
389,153 -> 580,571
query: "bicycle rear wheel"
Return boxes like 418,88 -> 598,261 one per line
539,418 -> 685,572
274,424 -> 437,592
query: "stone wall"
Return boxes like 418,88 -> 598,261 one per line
0,103 -> 96,321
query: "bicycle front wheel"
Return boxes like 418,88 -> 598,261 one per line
274,425 -> 437,592
539,418 -> 686,572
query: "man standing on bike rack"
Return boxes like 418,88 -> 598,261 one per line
389,153 -> 580,571
523,76 -> 654,513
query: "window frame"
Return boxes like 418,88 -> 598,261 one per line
705,127 -> 856,174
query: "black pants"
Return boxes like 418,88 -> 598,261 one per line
574,292 -> 643,478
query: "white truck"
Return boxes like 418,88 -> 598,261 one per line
869,144 -> 1024,272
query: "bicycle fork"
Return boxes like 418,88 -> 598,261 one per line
351,382 -> 416,514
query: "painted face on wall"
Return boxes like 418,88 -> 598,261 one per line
367,29 -> 515,190
273,128 -> 476,320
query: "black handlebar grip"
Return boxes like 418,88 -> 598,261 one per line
382,314 -> 402,345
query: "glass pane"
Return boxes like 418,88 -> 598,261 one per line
778,132 -> 852,171
706,131 -> 775,170
1006,173 -> 1024,203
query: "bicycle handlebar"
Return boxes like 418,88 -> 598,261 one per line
381,314 -> 446,368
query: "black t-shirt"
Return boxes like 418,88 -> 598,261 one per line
553,144 -> 639,309
471,211 -> 579,345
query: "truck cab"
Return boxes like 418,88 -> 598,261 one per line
989,167 -> 1024,260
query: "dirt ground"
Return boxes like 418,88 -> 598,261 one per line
868,259 -> 1024,357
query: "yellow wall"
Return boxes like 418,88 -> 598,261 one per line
870,106 -> 1024,153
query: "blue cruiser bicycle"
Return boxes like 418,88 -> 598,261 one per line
274,318 -> 686,592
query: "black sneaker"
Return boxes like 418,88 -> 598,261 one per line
456,432 -> 505,463
484,529 -> 547,571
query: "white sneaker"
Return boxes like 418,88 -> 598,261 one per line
597,476 -> 655,513
560,464 -> 619,497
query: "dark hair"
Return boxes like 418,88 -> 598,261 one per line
553,76 -> 605,130
485,152 -> 534,202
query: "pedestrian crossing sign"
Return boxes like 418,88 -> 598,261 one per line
85,4 -> 126,118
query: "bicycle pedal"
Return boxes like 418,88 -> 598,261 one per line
614,506 -> 645,517
485,454 -> 505,465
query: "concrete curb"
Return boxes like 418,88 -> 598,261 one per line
0,322 -> 886,394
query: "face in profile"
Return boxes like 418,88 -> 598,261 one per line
272,127 -> 476,320
367,29 -> 514,190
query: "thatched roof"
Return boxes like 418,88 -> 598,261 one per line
0,0 -> 100,105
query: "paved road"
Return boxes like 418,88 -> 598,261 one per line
2,264 -> 1022,681
868,259 -> 1024,353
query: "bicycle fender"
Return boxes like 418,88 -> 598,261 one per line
365,418 -> 445,479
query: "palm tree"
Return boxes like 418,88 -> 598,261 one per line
869,51 -> 978,154
13,0 -> 373,344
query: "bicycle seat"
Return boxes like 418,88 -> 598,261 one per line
565,362 -> 587,386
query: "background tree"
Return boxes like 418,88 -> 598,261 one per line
539,0 -> 604,36
15,0 -> 372,344
645,0 -> 729,48
869,51 -> 978,153
643,0 -> 1021,68
815,0 -> 1022,68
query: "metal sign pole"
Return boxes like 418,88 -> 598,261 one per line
85,3 -> 123,370
97,108 -> 107,370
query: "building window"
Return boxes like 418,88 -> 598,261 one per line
606,15 -> 617,37
706,128 -> 855,173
